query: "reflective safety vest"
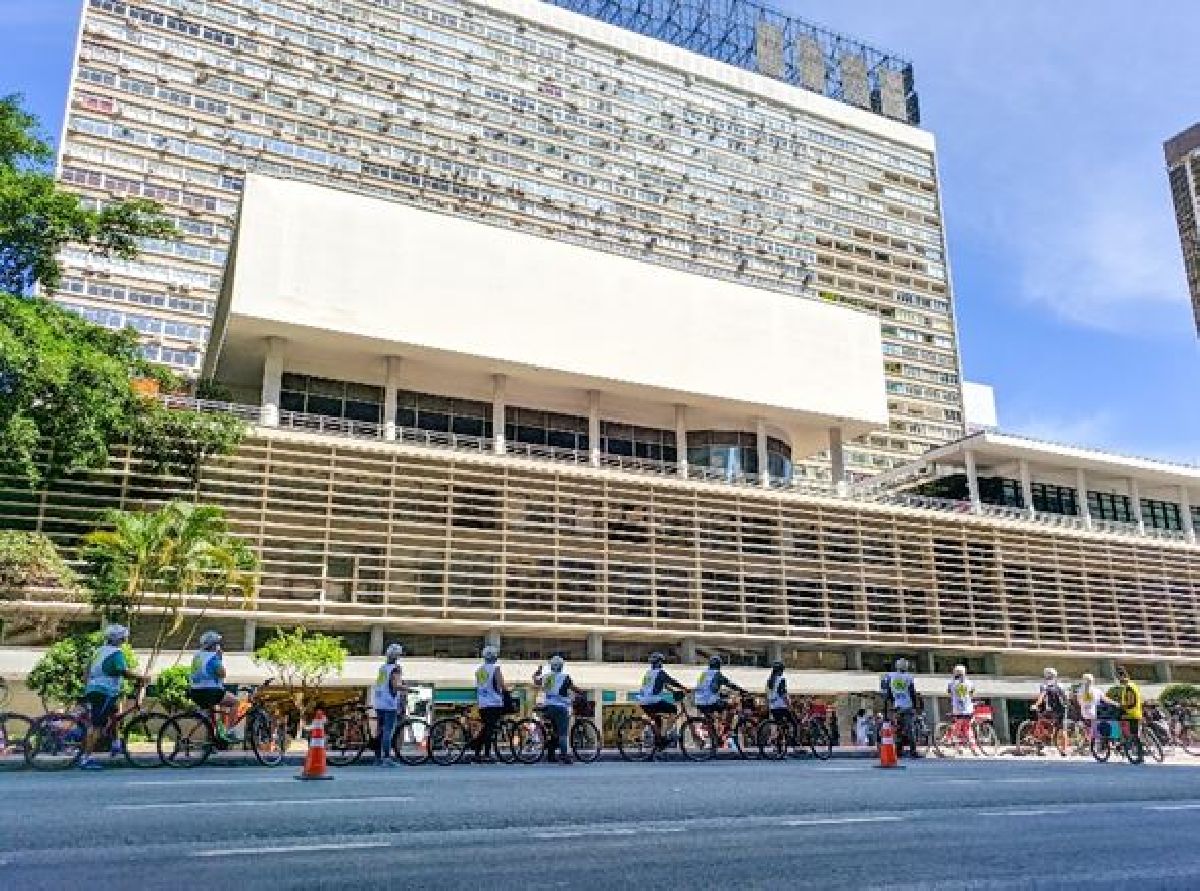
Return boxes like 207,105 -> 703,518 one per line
189,650 -> 223,689
542,670 -> 572,710
947,679 -> 974,716
1078,686 -> 1098,719
86,645 -> 123,697
694,669 -> 721,706
475,663 -> 503,708
373,661 -> 400,710
767,674 -> 788,710
637,668 -> 673,705
884,672 -> 914,710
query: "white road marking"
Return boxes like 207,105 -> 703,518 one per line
978,809 -> 1067,817
1145,804 -> 1200,811
109,796 -> 413,811
533,826 -> 684,839
783,816 -> 901,827
941,778 -> 1039,785
192,842 -> 390,858
125,778 -> 295,787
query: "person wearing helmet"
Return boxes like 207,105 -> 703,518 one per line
635,652 -> 688,739
79,624 -> 145,770
472,645 -> 508,763
1107,665 -> 1144,762
694,655 -> 748,718
372,643 -> 409,767
947,664 -> 976,722
880,658 -> 919,758
1031,667 -> 1068,756
532,654 -> 582,764
188,630 -> 238,742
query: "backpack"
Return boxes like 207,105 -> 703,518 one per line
1044,684 -> 1066,715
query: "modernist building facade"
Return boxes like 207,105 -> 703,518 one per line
56,0 -> 962,477
1165,122 -> 1200,336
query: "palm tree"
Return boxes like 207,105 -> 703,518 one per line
83,501 -> 258,673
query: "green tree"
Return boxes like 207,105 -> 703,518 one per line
1160,683 -> 1200,710
26,630 -> 139,709
0,530 -> 79,639
0,95 -> 243,486
254,627 -> 347,716
83,501 -> 258,674
150,664 -> 193,713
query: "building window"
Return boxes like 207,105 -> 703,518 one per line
1088,492 -> 1134,523
279,374 -> 382,423
1031,482 -> 1078,517
686,431 -> 792,479
397,391 -> 492,439
507,407 -> 588,451
601,421 -> 676,462
1141,498 -> 1183,531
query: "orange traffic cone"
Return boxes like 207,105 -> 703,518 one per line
877,720 -> 901,769
297,710 -> 333,781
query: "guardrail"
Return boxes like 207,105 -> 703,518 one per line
160,395 -> 1195,546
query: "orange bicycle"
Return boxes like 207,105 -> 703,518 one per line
1015,707 -> 1067,756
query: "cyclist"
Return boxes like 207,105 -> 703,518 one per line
766,660 -> 792,725
694,656 -> 749,721
1107,665 -> 1144,761
188,631 -> 238,744
947,664 -> 976,727
533,654 -> 582,765
79,624 -> 145,770
880,658 -> 918,757
1031,667 -> 1068,755
471,645 -> 508,763
635,652 -> 688,740
372,643 -> 409,767
1075,673 -> 1100,740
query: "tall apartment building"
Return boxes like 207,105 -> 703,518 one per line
1165,123 -> 1200,336
56,0 -> 963,478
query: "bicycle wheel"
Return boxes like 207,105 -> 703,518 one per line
507,719 -> 546,764
26,714 -> 86,771
121,711 -> 169,768
808,720 -> 833,760
1147,723 -> 1172,757
1015,720 -> 1037,756
246,711 -> 287,767
1140,729 -> 1163,764
680,716 -> 717,761
429,718 -> 469,766
0,712 -> 34,771
394,717 -> 431,766
1091,734 -> 1112,763
756,719 -> 789,760
325,712 -> 370,767
159,713 -> 214,768
729,719 -> 756,759
973,721 -> 999,757
615,715 -> 657,762
570,719 -> 601,763
1180,725 -> 1200,757
932,721 -> 955,758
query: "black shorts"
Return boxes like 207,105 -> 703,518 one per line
187,687 -> 227,709
84,691 -> 118,726
641,701 -> 677,716
698,700 -> 729,716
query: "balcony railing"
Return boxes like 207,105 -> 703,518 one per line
161,395 -> 1195,546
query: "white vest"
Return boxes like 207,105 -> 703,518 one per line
694,669 -> 721,706
768,674 -> 788,710
637,668 -> 672,705
947,678 -> 974,716
189,650 -> 222,689
87,645 -> 123,696
542,671 -> 571,709
475,663 -> 503,708
373,660 -> 400,710
884,672 -> 915,710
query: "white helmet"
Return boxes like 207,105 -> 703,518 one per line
199,630 -> 222,649
1081,672 -> 1094,685
385,643 -> 404,661
549,655 -> 565,672
894,658 -> 909,672
482,645 -> 499,663
952,664 -> 966,678
1043,667 -> 1058,680
104,624 -> 130,645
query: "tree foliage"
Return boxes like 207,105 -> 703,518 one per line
0,530 -> 79,639
151,664 -> 194,712
26,630 -> 139,708
83,500 -> 258,674
1160,683 -> 1200,710
254,627 -> 347,712
0,96 -> 243,486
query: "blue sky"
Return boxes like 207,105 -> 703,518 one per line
1,0 -> 1197,462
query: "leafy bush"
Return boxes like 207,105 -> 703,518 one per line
254,627 -> 347,716
1160,683 -> 1200,710
151,664 -> 193,712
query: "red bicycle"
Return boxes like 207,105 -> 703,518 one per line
933,704 -> 999,757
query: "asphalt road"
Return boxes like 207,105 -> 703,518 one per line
3,756 -> 1200,890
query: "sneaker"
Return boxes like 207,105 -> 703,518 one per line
78,757 -> 104,771
382,758 -> 399,768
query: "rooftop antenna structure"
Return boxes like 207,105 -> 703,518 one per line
543,0 -> 920,125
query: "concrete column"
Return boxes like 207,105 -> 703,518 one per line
587,390 -> 601,467
1097,657 -> 1117,682
369,625 -> 384,657
845,647 -> 863,672
1180,486 -> 1196,543
991,698 -> 1011,744
591,688 -> 605,747
586,632 -> 603,662
983,653 -> 1003,676
383,357 -> 402,441
1154,662 -> 1174,684
1129,478 -> 1145,533
681,638 -> 698,665
491,374 -> 507,455
829,427 -> 846,493
259,336 -> 286,427
1019,459 -> 1035,519
756,418 -> 770,488
963,449 -> 981,514
925,691 -> 940,729
242,618 -> 257,653
921,651 -> 937,675
484,629 -> 501,652
674,404 -> 689,478
1075,467 -> 1092,530
767,641 -> 783,664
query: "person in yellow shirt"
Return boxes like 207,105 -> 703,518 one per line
1106,665 -> 1143,760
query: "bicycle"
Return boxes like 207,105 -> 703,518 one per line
615,697 -> 714,762
669,692 -> 767,761
324,705 -> 432,767
157,684 -> 288,768
933,704 -> 1000,758
757,698 -> 833,761
0,710 -> 35,771
24,683 -> 170,770
1091,711 -> 1161,765
510,697 -> 603,764
1015,708 -> 1068,757
1165,704 -> 1199,756
427,705 -> 529,765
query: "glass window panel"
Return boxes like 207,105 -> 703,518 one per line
307,377 -> 344,398
344,401 -> 381,423
305,395 -> 342,418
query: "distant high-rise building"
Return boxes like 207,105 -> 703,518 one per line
54,0 -> 963,478
1165,123 -> 1200,336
